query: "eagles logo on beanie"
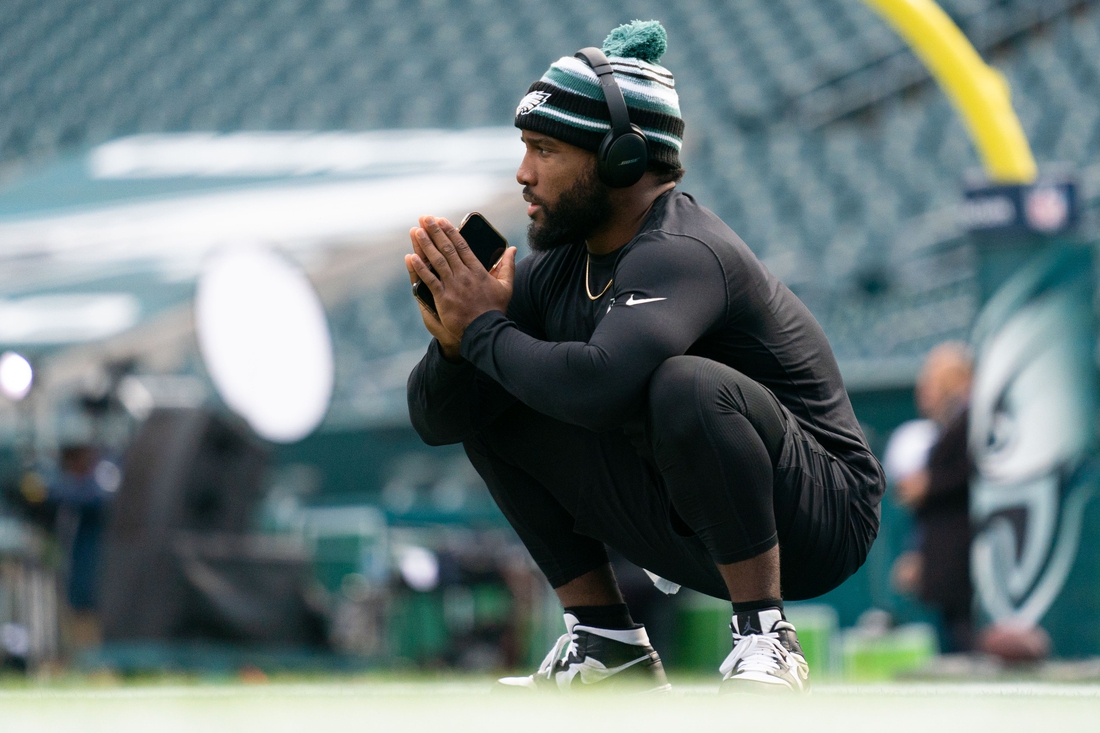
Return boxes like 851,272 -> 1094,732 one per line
514,20 -> 684,170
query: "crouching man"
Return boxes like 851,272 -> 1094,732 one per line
405,21 -> 884,693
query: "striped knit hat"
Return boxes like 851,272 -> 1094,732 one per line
514,20 -> 684,170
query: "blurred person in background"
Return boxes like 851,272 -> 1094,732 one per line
49,445 -> 114,646
890,343 -> 974,653
406,20 -> 884,694
884,418 -> 939,598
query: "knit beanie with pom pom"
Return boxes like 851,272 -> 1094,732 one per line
513,20 -> 684,170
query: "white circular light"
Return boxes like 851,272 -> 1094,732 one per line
398,546 -> 440,592
94,460 -> 122,493
195,244 -> 334,443
0,352 -> 33,401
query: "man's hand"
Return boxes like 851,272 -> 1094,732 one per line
890,550 -> 922,595
895,470 -> 929,509
405,215 -> 516,342
405,231 -> 463,362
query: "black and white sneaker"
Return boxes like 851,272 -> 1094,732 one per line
495,613 -> 670,693
719,608 -> 810,694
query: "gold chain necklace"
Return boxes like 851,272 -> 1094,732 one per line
585,253 -> 613,300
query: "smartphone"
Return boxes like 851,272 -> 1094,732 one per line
413,212 -> 508,315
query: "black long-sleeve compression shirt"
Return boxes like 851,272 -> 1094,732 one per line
408,190 -> 877,478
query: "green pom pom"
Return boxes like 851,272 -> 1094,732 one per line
601,19 -> 667,63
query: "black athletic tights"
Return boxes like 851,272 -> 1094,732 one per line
463,355 -> 796,595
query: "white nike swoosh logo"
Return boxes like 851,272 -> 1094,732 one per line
556,653 -> 652,687
624,295 -> 667,306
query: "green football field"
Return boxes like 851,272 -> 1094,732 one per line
2,678 -> 1099,732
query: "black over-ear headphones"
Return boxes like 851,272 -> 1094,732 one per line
574,47 -> 649,188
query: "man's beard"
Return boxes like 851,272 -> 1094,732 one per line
526,166 -> 613,252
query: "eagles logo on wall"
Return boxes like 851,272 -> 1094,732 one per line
969,248 -> 1099,626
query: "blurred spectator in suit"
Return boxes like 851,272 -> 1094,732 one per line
889,342 -> 974,653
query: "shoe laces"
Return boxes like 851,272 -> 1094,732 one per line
537,631 -> 578,679
719,627 -> 794,678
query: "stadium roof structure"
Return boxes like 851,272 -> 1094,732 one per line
0,128 -> 523,334
0,128 -> 525,436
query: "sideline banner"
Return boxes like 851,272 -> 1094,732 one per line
969,246 -> 1100,652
